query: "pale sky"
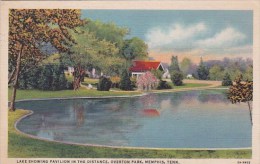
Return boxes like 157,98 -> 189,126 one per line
82,10 -> 253,63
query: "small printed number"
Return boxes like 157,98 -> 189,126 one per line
237,161 -> 250,164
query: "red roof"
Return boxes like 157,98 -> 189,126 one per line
129,60 -> 162,72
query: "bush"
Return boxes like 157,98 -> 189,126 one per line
136,72 -> 159,91
222,73 -> 233,86
110,76 -> 121,88
157,80 -> 172,90
130,77 -> 137,88
171,71 -> 183,86
120,69 -> 133,91
18,64 -> 70,90
97,76 -> 112,91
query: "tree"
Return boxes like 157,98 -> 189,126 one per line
227,75 -> 253,125
197,57 -> 209,80
9,9 -> 84,111
209,65 -> 224,80
85,19 -> 129,48
222,73 -> 233,86
63,24 -> 120,90
180,57 -> 193,76
120,69 -> 133,91
169,56 -> 180,72
97,76 -> 112,91
169,56 -> 183,86
136,72 -> 159,91
171,70 -> 184,86
121,37 -> 148,67
244,65 -> 253,81
151,69 -> 163,80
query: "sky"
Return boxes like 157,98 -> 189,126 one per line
82,10 -> 253,64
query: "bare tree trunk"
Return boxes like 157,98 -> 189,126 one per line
247,101 -> 253,126
73,66 -> 84,90
8,68 -> 16,85
9,45 -> 24,112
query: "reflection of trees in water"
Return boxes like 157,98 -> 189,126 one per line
197,91 -> 229,104
68,98 -> 143,146
168,92 -> 184,108
139,94 -> 160,109
73,103 -> 85,127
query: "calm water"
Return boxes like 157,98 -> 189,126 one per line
16,90 -> 251,148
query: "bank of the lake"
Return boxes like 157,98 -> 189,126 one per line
8,87 -> 142,101
8,80 -> 215,101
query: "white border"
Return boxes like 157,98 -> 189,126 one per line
1,1 -> 259,164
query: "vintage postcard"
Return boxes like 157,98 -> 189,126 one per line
0,1 -> 260,164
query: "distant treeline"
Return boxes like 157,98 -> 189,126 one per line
179,57 -> 252,81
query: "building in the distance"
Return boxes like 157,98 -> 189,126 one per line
129,60 -> 165,78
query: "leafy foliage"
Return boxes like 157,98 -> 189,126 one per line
9,9 -> 84,111
151,69 -> 163,80
157,80 -> 172,90
209,65 -> 224,80
227,75 -> 253,125
171,71 -> 184,86
136,72 -> 159,91
18,64 -> 70,90
85,19 -> 129,48
97,76 -> 112,91
180,57 -> 197,76
197,57 -> 209,80
169,56 -> 180,72
110,76 -> 121,88
222,73 -> 233,86
120,70 -> 133,91
121,37 -> 148,67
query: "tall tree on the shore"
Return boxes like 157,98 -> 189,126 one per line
121,37 -> 148,68
169,56 -> 180,72
197,57 -> 209,80
227,75 -> 253,125
63,25 -> 120,90
169,56 -> 183,86
8,9 -> 84,111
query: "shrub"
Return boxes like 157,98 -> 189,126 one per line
151,69 -> 163,80
137,71 -> 159,91
120,69 -> 133,91
157,80 -> 172,90
171,71 -> 183,86
110,76 -> 121,88
18,64 -> 70,90
222,73 -> 233,86
130,77 -> 137,88
97,76 -> 112,91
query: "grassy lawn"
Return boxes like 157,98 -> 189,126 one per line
8,109 -> 251,158
8,87 -> 142,101
8,82 -> 213,101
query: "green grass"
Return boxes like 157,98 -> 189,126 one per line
9,110 -> 251,158
8,87 -> 141,101
213,85 -> 230,89
84,77 -> 99,84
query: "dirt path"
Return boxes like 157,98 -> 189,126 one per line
151,79 -> 223,93
183,79 -> 221,87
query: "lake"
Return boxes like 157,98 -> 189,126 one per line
16,90 -> 251,148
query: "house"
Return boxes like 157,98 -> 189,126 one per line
186,74 -> 193,79
129,60 -> 165,78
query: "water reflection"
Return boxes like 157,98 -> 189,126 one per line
16,90 -> 251,148
73,103 -> 85,127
